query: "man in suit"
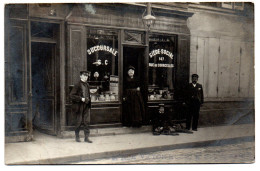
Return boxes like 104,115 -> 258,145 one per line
185,74 -> 204,131
70,71 -> 92,143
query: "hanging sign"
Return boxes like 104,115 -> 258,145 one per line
149,49 -> 174,68
87,45 -> 118,57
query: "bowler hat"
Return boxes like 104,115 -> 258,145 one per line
128,65 -> 135,70
80,70 -> 91,76
192,74 -> 199,78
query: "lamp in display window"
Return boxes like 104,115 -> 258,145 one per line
142,3 -> 156,31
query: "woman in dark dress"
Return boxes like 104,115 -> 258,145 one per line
123,66 -> 145,127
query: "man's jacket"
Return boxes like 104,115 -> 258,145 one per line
185,83 -> 204,105
70,81 -> 91,112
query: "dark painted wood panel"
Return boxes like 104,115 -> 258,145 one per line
70,26 -> 86,85
66,25 -> 86,103
29,4 -> 70,19
90,107 -> 121,124
147,101 -> 186,125
175,35 -> 190,100
6,4 -> 28,19
5,18 -> 32,140
66,104 -> 121,126
67,4 -> 192,34
7,21 -> 28,105
9,111 -> 27,131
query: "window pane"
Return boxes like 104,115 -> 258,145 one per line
148,35 -> 176,101
86,28 -> 119,102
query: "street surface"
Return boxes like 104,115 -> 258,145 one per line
73,141 -> 254,164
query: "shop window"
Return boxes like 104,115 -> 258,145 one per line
148,35 -> 176,101
86,28 -> 119,102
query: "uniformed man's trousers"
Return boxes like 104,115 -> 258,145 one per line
74,103 -> 90,138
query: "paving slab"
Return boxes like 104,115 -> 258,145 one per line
5,124 -> 255,165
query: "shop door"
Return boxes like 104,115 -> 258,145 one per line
122,46 -> 147,125
31,42 -> 57,135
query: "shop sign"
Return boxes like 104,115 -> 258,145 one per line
149,63 -> 174,68
149,49 -> 174,68
87,45 -> 118,56
149,49 -> 173,59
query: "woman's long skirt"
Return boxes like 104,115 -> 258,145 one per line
123,89 -> 145,127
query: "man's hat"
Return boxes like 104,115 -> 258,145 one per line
80,70 -> 91,76
192,74 -> 199,78
128,65 -> 135,70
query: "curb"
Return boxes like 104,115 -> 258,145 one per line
7,135 -> 254,165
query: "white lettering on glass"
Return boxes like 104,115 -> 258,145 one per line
87,45 -> 118,56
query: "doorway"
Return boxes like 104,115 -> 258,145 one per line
31,42 -> 57,135
122,46 -> 147,125
123,47 -> 145,85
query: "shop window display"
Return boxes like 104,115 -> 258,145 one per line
148,35 -> 176,101
86,29 -> 119,102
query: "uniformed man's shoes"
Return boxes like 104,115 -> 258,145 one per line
75,136 -> 81,142
84,137 -> 93,143
192,129 -> 198,131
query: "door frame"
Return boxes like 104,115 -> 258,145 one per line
29,18 -> 65,136
121,43 -> 149,124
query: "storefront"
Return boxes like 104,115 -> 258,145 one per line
5,3 -> 193,141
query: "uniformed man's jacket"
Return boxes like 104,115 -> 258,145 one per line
186,83 -> 204,104
70,81 -> 91,111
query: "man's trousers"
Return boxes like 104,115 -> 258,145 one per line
186,101 -> 201,130
74,103 -> 90,138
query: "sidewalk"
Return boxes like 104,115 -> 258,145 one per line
5,123 -> 255,165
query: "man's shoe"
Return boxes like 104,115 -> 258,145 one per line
75,137 -> 81,142
192,129 -> 198,131
183,129 -> 193,134
84,138 -> 93,143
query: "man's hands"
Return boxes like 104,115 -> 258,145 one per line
137,87 -> 140,91
82,97 -> 89,103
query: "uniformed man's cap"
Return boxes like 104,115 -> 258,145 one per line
80,70 -> 91,76
128,65 -> 135,70
192,74 -> 199,78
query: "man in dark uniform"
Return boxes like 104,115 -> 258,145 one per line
185,74 -> 204,131
70,71 -> 92,143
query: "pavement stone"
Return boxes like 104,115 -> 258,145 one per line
5,123 -> 255,165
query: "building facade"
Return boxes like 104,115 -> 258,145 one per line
5,2 -> 254,142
